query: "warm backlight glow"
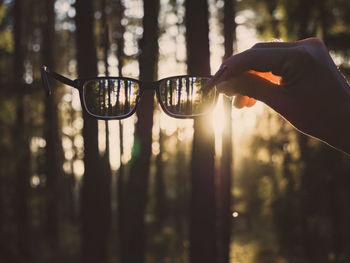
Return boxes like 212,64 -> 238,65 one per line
248,70 -> 282,85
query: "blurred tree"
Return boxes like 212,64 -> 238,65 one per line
185,0 -> 217,263
152,127 -> 167,262
0,158 -> 2,250
119,0 -> 159,262
75,0 -> 109,262
115,0 -> 126,259
42,0 -> 62,250
175,129 -> 191,259
217,1 -> 236,263
0,0 -> 9,255
154,129 -> 166,231
100,0 -> 112,235
13,0 -> 33,261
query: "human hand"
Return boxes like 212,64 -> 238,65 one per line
216,38 -> 350,154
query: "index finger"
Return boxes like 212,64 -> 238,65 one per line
219,47 -> 296,80
202,65 -> 228,93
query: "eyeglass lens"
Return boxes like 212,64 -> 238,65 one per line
83,79 -> 140,117
159,77 -> 216,116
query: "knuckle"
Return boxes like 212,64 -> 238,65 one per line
294,46 -> 314,64
299,38 -> 328,54
303,37 -> 325,47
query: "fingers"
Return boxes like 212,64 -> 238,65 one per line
214,39 -> 324,110
217,39 -> 311,81
217,38 -> 326,81
220,47 -> 293,78
247,70 -> 282,85
221,94 -> 256,109
217,72 -> 284,109
232,96 -> 256,108
246,97 -> 257,107
233,94 -> 249,109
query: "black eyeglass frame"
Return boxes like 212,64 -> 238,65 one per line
41,65 -> 219,120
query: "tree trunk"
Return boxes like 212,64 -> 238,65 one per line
294,2 -> 318,261
153,129 -> 167,262
185,0 -> 217,263
119,1 -> 159,262
155,130 -> 166,230
75,1 -> 109,262
174,129 -> 189,258
101,0 -> 112,235
0,171 -> 3,240
115,0 -> 126,258
42,0 -> 61,249
13,0 -> 32,262
218,1 -> 236,263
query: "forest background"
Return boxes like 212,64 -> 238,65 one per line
1,0 -> 350,262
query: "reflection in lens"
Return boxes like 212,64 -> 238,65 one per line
83,79 -> 139,117
159,77 -> 216,116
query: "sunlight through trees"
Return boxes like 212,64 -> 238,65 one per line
1,0 -> 350,262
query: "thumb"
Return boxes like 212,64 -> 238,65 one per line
217,71 -> 285,109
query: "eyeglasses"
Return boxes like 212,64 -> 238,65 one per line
41,65 -> 226,120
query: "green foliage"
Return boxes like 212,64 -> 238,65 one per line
0,4 -> 13,53
0,28 -> 13,52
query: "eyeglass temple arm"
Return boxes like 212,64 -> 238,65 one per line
41,65 -> 76,95
201,65 -> 228,93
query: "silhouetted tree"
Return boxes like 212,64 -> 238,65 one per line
13,0 -> 32,261
75,0 -> 109,262
155,129 -> 166,230
100,0 -> 112,235
217,1 -> 236,262
42,0 -> 61,249
115,0 -> 126,255
185,0 -> 217,262
119,0 -> 159,262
